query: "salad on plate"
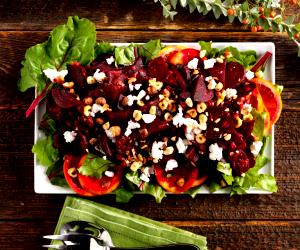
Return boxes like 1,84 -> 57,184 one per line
19,17 -> 283,202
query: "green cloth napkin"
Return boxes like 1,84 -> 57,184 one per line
51,196 -> 207,249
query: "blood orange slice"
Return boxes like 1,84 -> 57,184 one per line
250,78 -> 282,131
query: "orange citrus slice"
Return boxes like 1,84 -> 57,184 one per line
250,78 -> 282,131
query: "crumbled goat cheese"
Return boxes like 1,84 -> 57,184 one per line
151,141 -> 165,161
142,114 -> 156,124
176,137 -> 188,154
135,84 -> 142,90
250,141 -> 263,156
187,58 -> 199,70
124,120 -> 141,137
209,143 -> 223,161
165,159 -> 178,172
43,68 -> 68,83
93,69 -> 106,82
245,70 -> 255,80
91,103 -> 106,114
172,106 -> 185,127
63,131 -> 77,143
126,94 -> 137,106
225,88 -> 237,99
145,95 -> 150,100
106,56 -> 115,65
242,103 -> 252,115
136,90 -> 147,100
203,58 -> 216,69
128,84 -> 134,92
104,171 -> 114,178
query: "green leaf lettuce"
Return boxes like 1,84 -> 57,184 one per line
18,16 -> 96,92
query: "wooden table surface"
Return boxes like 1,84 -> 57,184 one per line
0,1 -> 300,249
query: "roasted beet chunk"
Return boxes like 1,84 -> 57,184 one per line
229,150 -> 250,176
191,75 -> 214,102
51,87 -> 79,109
147,57 -> 169,81
66,62 -> 87,90
225,62 -> 245,89
208,61 -> 226,84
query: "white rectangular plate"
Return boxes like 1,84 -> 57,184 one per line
34,42 -> 275,194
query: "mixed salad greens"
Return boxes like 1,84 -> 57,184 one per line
19,16 -> 282,203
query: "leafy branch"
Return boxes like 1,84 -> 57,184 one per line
153,0 -> 300,56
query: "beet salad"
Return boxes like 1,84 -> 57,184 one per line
19,17 -> 282,202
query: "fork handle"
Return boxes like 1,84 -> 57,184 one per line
111,244 -> 200,250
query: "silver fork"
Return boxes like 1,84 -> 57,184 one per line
42,221 -> 200,250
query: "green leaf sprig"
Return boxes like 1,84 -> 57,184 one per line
154,0 -> 300,56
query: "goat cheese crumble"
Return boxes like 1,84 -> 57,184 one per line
43,68 -> 68,83
165,159 -> 178,172
187,58 -> 199,70
93,69 -> 106,82
203,58 -> 216,69
63,131 -> 77,143
209,143 -> 223,161
250,141 -> 263,156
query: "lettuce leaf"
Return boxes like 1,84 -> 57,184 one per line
137,39 -> 163,61
115,187 -> 134,203
18,16 -> 96,93
114,44 -> 136,66
126,171 -> 166,203
78,154 -> 114,179
198,41 -> 219,58
230,153 -> 277,196
222,46 -> 257,69
32,136 -> 59,168
95,42 -> 116,57
252,108 -> 268,140
142,183 -> 166,203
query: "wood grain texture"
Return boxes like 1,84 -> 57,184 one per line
0,220 -> 299,250
0,0 -> 299,31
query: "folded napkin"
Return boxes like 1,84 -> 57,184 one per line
51,196 -> 207,249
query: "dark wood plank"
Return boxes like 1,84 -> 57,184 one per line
0,0 -> 299,31
0,108 -> 299,221
0,220 -> 299,250
0,31 -> 299,109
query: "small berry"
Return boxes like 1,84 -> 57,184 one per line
251,26 -> 258,32
294,33 -> 300,39
270,10 -> 276,18
257,25 -> 263,31
258,7 -> 264,13
242,18 -> 249,25
227,8 -> 236,16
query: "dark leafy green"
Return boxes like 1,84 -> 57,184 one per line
137,39 -> 163,61
198,41 -> 219,58
18,16 -> 96,93
126,171 -> 166,203
142,183 -> 166,203
220,46 -> 257,69
78,154 -> 114,179
114,44 -> 136,66
32,136 -> 59,168
115,187 -> 134,203
252,108 -> 267,140
95,42 -> 116,57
